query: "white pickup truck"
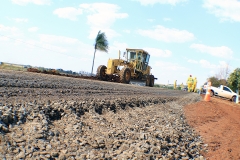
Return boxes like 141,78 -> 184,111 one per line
203,84 -> 237,102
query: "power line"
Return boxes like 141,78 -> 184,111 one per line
0,33 -> 92,72
0,34 -> 68,57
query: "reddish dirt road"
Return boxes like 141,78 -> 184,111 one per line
184,95 -> 240,160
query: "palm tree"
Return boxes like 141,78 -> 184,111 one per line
91,30 -> 109,76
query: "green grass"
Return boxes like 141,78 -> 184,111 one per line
0,63 -> 27,72
154,84 -> 183,90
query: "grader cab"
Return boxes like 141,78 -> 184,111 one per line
97,48 -> 157,87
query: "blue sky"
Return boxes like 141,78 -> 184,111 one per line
1,0 -> 240,87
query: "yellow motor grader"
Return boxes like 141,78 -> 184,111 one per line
96,48 -> 157,87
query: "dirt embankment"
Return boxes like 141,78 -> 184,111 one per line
184,95 -> 240,160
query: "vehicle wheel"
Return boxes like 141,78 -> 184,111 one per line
232,96 -> 236,102
120,67 -> 131,84
149,75 -> 155,87
210,90 -> 214,97
97,65 -> 107,81
145,75 -> 150,86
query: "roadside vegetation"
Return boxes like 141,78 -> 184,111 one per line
206,65 -> 240,94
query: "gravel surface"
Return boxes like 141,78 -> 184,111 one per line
0,69 -> 206,159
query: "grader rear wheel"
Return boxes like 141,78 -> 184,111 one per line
97,65 -> 107,81
146,75 -> 150,86
149,75 -> 155,87
120,67 -> 131,84
146,75 -> 154,87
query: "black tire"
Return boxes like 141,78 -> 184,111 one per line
232,96 -> 236,102
149,75 -> 155,87
145,75 -> 150,86
210,90 -> 214,97
120,67 -> 131,84
97,65 -> 107,81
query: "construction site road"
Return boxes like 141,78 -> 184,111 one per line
0,69 -> 204,159
0,69 -> 239,159
0,70 -> 191,102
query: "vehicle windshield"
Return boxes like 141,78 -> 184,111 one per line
145,54 -> 150,63
126,50 -> 150,71
127,51 -> 136,62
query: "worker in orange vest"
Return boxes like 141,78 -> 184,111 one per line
186,75 -> 194,92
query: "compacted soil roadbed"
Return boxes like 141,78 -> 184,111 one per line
1,69 -> 236,159
184,95 -> 240,160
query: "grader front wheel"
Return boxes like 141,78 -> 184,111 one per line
97,65 -> 107,81
120,67 -> 131,84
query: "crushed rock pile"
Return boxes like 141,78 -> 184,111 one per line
0,70 -> 206,159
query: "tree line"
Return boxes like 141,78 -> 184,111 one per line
207,67 -> 240,93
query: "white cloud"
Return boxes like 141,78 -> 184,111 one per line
218,61 -> 229,68
163,17 -> 172,21
123,30 -> 131,33
39,34 -> 79,44
88,28 -> 121,41
148,19 -> 155,22
53,7 -> 83,21
143,47 -> 172,57
203,0 -> 240,22
12,0 -> 51,5
137,25 -> 195,43
199,59 -> 217,69
0,25 -> 102,73
0,24 -> 19,33
111,41 -> 128,51
36,34 -> 94,56
133,0 -> 187,5
53,3 -> 128,39
155,61 -> 187,71
79,3 -> 128,39
198,60 -> 231,78
186,58 -> 229,78
187,58 -> 229,70
13,18 -> 28,23
187,59 -> 198,64
151,61 -> 189,84
107,41 -> 129,56
0,24 -> 22,40
28,27 -> 39,32
190,43 -> 233,58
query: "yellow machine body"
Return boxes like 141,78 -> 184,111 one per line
97,48 -> 156,86
106,49 -> 151,77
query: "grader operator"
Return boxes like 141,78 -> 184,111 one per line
96,48 -> 157,87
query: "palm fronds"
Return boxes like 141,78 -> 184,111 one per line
94,31 -> 109,52
91,30 -> 109,75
